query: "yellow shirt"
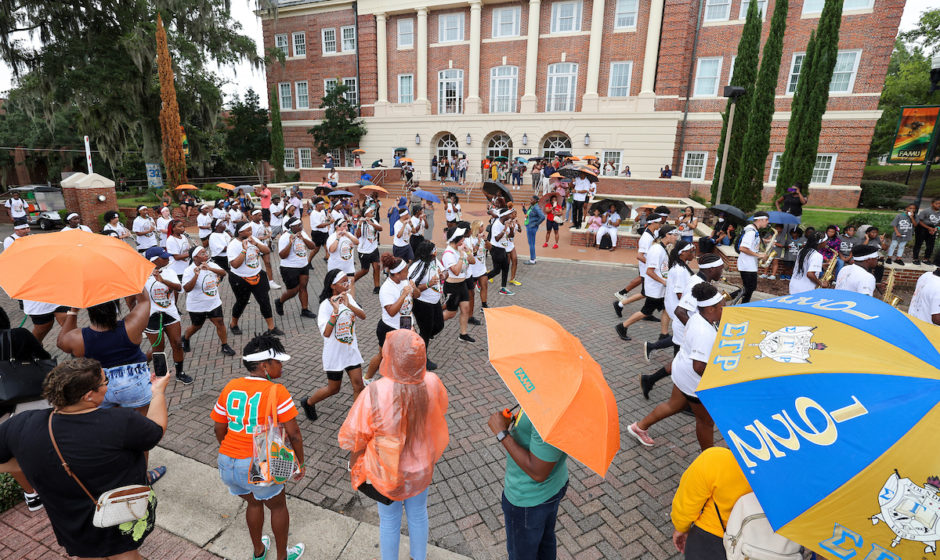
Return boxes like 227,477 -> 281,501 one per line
671,447 -> 752,538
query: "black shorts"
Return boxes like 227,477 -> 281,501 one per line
280,265 -> 310,290
311,231 -> 329,247
443,281 -> 469,311
188,305 -> 223,327
145,312 -> 180,333
546,220 -> 559,232
359,249 -> 379,268
640,296 -> 665,317
682,391 -> 702,405
326,364 -> 362,381
29,306 -> 69,326
392,244 -> 414,262
376,320 -> 397,346
261,208 -> 271,223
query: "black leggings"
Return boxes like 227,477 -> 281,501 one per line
487,247 -> 510,288
230,271 -> 273,319
212,255 -> 230,271
412,299 -> 444,350
914,226 -> 936,261
740,271 -> 758,303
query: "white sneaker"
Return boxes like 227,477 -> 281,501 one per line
269,281 -> 282,289
759,274 -> 768,279
766,275 -> 776,280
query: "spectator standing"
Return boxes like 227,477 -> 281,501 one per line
737,212 -> 768,303
888,203 -> 916,265
256,184 -> 272,225
525,195 -> 546,264
571,173 -> 591,228
4,190 -> 27,221
775,183 -> 807,224
913,198 -> 940,265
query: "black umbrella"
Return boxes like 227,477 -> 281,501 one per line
483,180 -> 513,202
557,166 -> 581,179
590,198 -> 628,219
555,150 -> 572,157
442,186 -> 466,195
314,185 -> 332,195
709,204 -> 747,223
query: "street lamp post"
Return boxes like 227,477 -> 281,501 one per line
715,85 -> 747,204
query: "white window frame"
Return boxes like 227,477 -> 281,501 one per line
693,57 -> 722,97
614,0 -> 638,29
398,74 -> 414,104
292,32 -> 306,56
682,151 -> 708,180
492,6 -> 521,38
843,0 -> 874,9
738,0 -> 767,18
278,82 -> 292,110
322,28 -> 337,54
324,78 -> 338,95
283,148 -> 296,170
542,134 -> 572,159
786,52 -> 805,95
438,69 -> 464,114
489,66 -> 519,113
704,0 -> 731,22
829,50 -> 861,94
274,34 -> 289,55
811,154 -> 837,185
769,152 -> 783,183
728,55 -> 736,85
546,62 -> 578,112
802,0 -> 870,14
295,81 -> 309,109
398,18 -> 414,49
801,0 -> 824,13
343,77 -> 359,105
341,25 -> 356,52
298,148 -> 313,169
602,151 -> 623,175
550,1 -> 583,33
438,13 -> 465,43
608,61 -> 633,97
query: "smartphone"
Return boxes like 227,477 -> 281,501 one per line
400,316 -> 413,330
152,352 -> 168,377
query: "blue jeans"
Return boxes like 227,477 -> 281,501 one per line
377,487 -> 429,560
502,482 -> 568,560
526,226 -> 538,261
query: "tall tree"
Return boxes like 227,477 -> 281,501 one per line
308,84 -> 366,163
901,8 -> 940,56
269,87 -> 285,182
868,40 -> 933,159
731,0 -> 789,212
156,14 -> 186,189
710,0 -> 762,204
226,89 -> 271,179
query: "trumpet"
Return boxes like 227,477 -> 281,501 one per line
820,257 -> 838,286
882,267 -> 902,308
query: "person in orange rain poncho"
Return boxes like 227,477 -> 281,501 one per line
338,329 -> 448,560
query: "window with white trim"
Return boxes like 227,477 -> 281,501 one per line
728,55 -> 736,84
438,69 -> 464,114
829,50 -> 861,93
786,53 -> 804,94
704,0 -> 731,21
492,6 -> 521,37
541,134 -> 572,159
298,148 -> 313,168
341,26 -> 356,52
398,74 -> 414,103
769,152 -> 782,183
490,66 -> 518,113
811,154 -> 836,184
682,152 -> 708,180
608,61 -> 632,97
398,18 -> 414,48
602,151 -> 622,175
295,81 -> 309,109
322,28 -> 337,54
292,32 -> 306,56
278,82 -> 292,110
546,62 -> 578,111
324,78 -> 338,94
439,13 -> 464,42
614,0 -> 638,28
738,0 -> 767,18
275,34 -> 288,55
343,78 -> 358,105
284,149 -> 296,170
550,1 -> 582,33
693,57 -> 722,97
803,0 -> 872,13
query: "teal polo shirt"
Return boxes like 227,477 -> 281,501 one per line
503,413 -> 569,507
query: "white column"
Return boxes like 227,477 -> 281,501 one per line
416,7 -> 429,113
582,0 -> 606,111
465,0 -> 483,114
640,0 -> 665,96
375,12 -> 389,114
520,0 -> 541,113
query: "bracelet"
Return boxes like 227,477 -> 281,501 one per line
327,321 -> 335,327
66,311 -> 78,316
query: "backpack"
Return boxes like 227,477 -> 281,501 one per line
722,493 -> 802,560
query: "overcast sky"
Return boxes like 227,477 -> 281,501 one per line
0,0 -> 935,106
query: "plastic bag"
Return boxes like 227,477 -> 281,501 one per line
249,386 -> 300,486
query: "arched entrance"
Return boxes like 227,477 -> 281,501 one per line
434,133 -> 460,166
486,133 -> 513,161
541,132 -> 571,160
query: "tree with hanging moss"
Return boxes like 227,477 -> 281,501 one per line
710,0 -> 762,204
775,0 -> 844,196
731,0 -> 789,212
269,87 -> 285,182
156,14 -> 186,189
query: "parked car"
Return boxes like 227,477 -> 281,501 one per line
2,185 -> 66,230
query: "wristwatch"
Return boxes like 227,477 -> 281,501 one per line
496,430 -> 511,443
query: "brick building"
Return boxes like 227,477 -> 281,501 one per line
260,0 -> 903,204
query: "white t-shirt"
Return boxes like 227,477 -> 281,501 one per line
737,225 -> 760,272
445,202 -> 461,222
665,264 -> 692,324
643,243 -> 669,298
145,269 -> 181,321
278,231 -> 311,268
289,196 -> 302,219
910,272 -> 940,324
327,232 -> 357,274
212,208 -> 227,222
310,209 -> 329,234
133,216 -> 157,250
197,213 -> 213,238
358,218 -> 379,254
5,198 -> 26,218
467,236 -> 488,278
317,296 -> 363,371
572,177 -> 590,202
491,220 -> 511,250
181,263 -> 223,312
789,251 -> 823,294
227,238 -> 263,278
393,220 -> 412,247
270,201 -> 284,228
228,208 -> 244,225
165,235 -> 191,276
441,245 -> 469,281
61,224 -> 92,233
670,313 -> 717,398
23,300 -> 59,316
2,233 -> 24,250
156,216 -> 172,247
637,231 -> 655,279
675,275 -> 706,347
329,209 -> 344,234
103,222 -> 129,238
834,263 -> 875,296
379,278 -> 412,329
410,260 -> 443,304
208,232 -> 231,257
250,221 -> 266,240
410,216 -> 426,237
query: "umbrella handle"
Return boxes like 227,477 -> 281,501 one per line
502,403 -> 519,419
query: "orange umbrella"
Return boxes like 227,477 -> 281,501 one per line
484,306 -> 620,477
582,155 -> 599,160
352,148 -> 366,154
0,230 -> 155,308
550,172 -> 564,179
216,182 -> 236,191
399,157 -> 415,163
579,166 -> 599,178
360,185 -> 388,194
174,184 -> 198,190
567,156 -> 581,161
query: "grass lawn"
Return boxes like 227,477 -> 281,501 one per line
755,203 -> 893,232
864,164 -> 940,198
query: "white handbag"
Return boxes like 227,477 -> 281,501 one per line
48,413 -> 153,528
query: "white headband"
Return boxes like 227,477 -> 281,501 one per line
699,259 -> 724,269
13,223 -> 29,229
242,348 -> 291,363
390,260 -> 407,273
698,293 -> 724,307
251,209 -> 262,216
679,243 -> 695,253
66,213 -> 79,221
647,216 -> 662,223
192,246 -> 205,258
449,227 -> 467,242
399,208 -> 410,216
238,223 -> 252,233
138,205 -> 148,212
853,253 -> 878,262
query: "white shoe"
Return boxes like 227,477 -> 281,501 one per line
269,281 -> 283,289
759,274 -> 767,279
766,275 -> 776,280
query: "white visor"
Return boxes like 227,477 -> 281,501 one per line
697,293 -> 724,307
448,227 -> 467,242
238,223 -> 252,233
698,259 -> 723,269
66,213 -> 79,221
242,348 -> 291,363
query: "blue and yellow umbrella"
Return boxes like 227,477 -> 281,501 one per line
698,290 -> 940,559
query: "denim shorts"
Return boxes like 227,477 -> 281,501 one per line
100,362 -> 152,409
217,454 -> 284,501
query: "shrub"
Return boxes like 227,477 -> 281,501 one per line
858,180 -> 906,209
98,210 -> 128,230
689,191 -> 708,205
57,209 -> 70,221
845,212 -> 894,236
197,189 -> 224,201
0,473 -> 23,513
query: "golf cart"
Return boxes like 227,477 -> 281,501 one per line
4,185 -> 66,230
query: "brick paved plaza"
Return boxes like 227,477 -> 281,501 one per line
0,254 -> 709,559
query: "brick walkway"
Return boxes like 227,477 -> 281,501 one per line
1,252 -> 703,559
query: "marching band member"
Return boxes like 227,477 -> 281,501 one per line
910,250 -> 940,326
834,245 -> 879,296
789,232 -> 828,294
615,225 -> 678,342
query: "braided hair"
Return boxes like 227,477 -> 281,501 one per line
796,232 -> 823,277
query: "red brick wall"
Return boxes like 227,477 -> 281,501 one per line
428,10 -> 471,115
358,14 -> 377,115
598,0 -> 648,97
595,177 -> 694,198
62,186 -> 119,233
479,3 -> 528,113
387,13 -> 418,104
535,0 -> 591,112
